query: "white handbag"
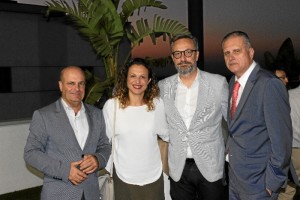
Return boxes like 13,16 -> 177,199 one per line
98,173 -> 114,200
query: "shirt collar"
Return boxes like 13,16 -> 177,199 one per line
61,98 -> 85,115
235,61 -> 256,88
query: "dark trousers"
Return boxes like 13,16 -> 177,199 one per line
113,167 -> 164,200
170,159 -> 225,200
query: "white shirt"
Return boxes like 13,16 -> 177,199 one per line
61,99 -> 89,150
103,98 -> 168,185
289,86 -> 300,148
175,70 -> 199,158
234,61 -> 256,105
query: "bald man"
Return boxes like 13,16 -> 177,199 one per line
24,66 -> 111,200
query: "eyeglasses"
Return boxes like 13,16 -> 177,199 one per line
172,49 -> 197,59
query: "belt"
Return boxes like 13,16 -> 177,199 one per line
186,158 -> 195,163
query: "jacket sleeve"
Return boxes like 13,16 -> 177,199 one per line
23,110 -> 71,183
264,78 -> 292,192
93,108 -> 112,169
155,98 -> 169,142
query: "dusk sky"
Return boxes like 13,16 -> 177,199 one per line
203,0 -> 300,76
18,0 -> 300,76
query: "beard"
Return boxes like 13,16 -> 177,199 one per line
175,61 -> 196,76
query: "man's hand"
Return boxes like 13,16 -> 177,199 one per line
68,160 -> 88,185
80,154 -> 99,174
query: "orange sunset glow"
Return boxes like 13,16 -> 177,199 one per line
132,35 -> 171,59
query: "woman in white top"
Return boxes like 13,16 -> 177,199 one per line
103,58 -> 168,200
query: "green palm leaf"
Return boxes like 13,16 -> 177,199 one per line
84,75 -> 114,105
153,15 -> 189,36
127,15 -> 190,46
120,0 -> 167,23
47,0 -> 124,57
46,0 -> 189,107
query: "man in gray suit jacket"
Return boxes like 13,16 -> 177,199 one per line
159,34 -> 228,200
24,66 -> 111,200
222,31 -> 292,199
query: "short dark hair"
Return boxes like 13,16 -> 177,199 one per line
273,66 -> 287,72
222,31 -> 252,49
170,34 -> 199,51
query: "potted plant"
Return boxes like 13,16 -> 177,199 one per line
46,0 -> 190,106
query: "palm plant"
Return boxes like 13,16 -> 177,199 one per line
46,0 -> 190,106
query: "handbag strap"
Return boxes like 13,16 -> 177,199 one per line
109,98 -> 117,177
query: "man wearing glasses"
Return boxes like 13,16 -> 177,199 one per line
158,34 -> 229,200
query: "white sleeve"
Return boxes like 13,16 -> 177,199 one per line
103,98 -> 115,143
102,98 -> 115,172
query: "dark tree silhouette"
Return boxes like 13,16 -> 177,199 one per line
264,38 -> 300,89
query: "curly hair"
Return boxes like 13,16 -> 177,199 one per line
113,58 -> 159,111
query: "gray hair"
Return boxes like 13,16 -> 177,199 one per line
222,31 -> 252,49
170,34 -> 199,51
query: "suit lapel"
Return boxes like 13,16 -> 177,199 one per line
163,70 -> 213,132
55,100 -> 84,151
190,71 -> 210,129
164,75 -> 188,131
82,104 -> 92,151
229,65 -> 260,129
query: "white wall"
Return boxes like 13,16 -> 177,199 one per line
0,121 -> 43,195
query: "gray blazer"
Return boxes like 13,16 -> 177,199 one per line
158,69 -> 228,182
24,99 -> 111,200
227,64 -> 292,195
